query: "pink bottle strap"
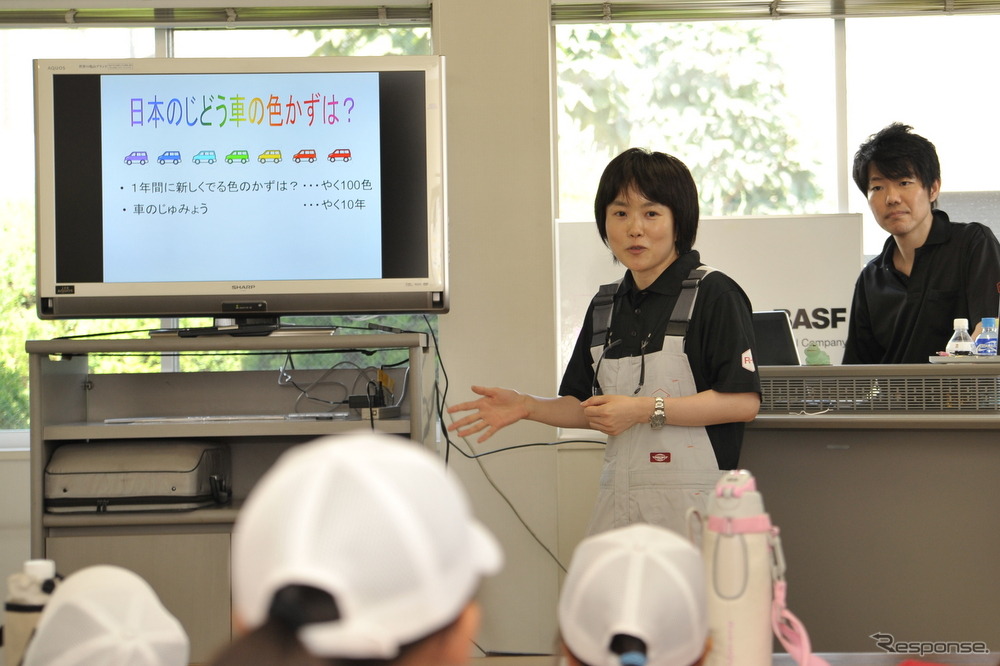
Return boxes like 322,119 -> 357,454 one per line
769,528 -> 830,666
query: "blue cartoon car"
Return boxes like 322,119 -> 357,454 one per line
192,150 -> 216,164
124,151 -> 148,165
157,150 -> 182,165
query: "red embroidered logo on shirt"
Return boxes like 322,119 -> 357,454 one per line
649,452 -> 671,463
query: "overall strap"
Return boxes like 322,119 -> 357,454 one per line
590,279 -> 624,348
665,266 -> 714,338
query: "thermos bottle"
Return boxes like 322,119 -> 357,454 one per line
702,470 -> 773,666
699,471 -> 828,666
4,559 -> 59,666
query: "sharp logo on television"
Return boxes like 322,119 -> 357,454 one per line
231,284 -> 256,291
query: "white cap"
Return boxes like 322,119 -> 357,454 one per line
21,565 -> 189,666
232,433 -> 503,659
559,524 -> 708,666
955,318 -> 969,329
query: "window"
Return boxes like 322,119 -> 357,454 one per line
0,28 -> 155,429
554,13 -> 1000,370
555,18 -> 842,371
0,23 -> 430,430
556,13 -> 1000,250
556,19 -> 838,221
845,14 -> 1000,254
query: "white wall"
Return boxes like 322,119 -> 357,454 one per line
0,433 -> 31,594
433,0 -> 567,654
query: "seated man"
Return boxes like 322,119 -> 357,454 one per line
21,564 -> 189,666
844,122 -> 1000,364
558,523 -> 709,666
209,432 -> 503,666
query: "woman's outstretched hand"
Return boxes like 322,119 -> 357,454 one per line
447,385 -> 529,443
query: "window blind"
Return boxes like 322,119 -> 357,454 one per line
0,5 -> 431,28
2,1 -> 997,28
551,1 -> 1000,22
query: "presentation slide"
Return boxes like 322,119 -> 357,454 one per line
99,71 -> 382,283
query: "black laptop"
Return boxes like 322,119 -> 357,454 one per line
751,310 -> 801,365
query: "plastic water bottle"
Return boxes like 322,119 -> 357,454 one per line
945,318 -> 974,355
4,559 -> 58,666
975,317 -> 998,356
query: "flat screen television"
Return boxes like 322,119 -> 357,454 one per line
33,55 -> 448,330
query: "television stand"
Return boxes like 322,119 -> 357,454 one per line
26,331 -> 433,662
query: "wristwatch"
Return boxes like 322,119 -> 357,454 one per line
650,396 -> 665,429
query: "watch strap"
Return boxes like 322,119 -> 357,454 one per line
650,396 -> 665,429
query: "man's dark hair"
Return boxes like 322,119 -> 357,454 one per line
594,147 -> 700,254
852,123 -> 941,206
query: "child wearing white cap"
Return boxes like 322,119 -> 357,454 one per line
209,432 -> 503,666
20,564 -> 190,666
558,523 -> 709,666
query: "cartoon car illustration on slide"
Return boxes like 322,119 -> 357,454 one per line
258,149 -> 282,164
192,150 -> 216,164
225,150 -> 250,164
157,150 -> 182,165
124,151 -> 148,165
293,149 -> 317,163
327,148 -> 352,162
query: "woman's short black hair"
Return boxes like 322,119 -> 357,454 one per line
594,147 -> 700,254
852,123 -> 941,207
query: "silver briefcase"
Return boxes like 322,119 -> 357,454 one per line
44,440 -> 231,513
